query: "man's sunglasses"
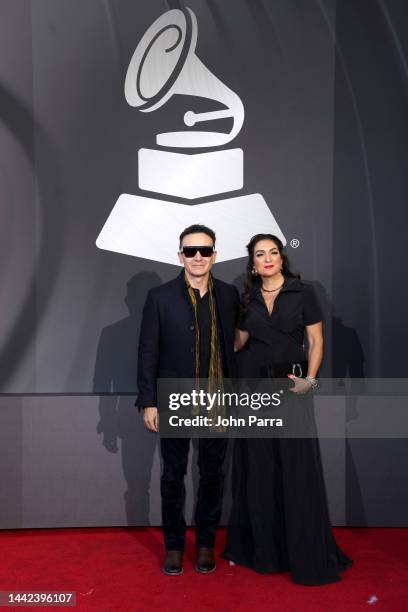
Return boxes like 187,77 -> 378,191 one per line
181,246 -> 215,258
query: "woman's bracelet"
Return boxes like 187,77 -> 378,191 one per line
305,376 -> 319,390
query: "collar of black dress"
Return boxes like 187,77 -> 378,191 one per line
280,277 -> 302,292
253,276 -> 302,296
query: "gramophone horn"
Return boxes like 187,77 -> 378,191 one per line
125,7 -> 244,148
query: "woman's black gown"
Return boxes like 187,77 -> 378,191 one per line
222,278 -> 352,585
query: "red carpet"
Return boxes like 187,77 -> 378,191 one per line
0,527 -> 407,611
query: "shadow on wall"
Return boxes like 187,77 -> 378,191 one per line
93,271 -> 161,524
314,282 -> 367,526
330,291 -> 367,526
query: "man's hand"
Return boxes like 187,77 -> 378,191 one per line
143,407 -> 159,432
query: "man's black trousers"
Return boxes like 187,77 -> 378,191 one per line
160,437 -> 228,550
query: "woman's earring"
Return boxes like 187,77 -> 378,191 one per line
252,267 -> 257,276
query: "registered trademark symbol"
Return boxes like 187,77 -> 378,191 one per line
290,238 -> 300,248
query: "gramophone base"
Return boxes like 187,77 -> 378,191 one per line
138,147 -> 243,199
96,192 -> 285,265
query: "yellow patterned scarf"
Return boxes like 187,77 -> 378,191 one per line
185,274 -> 225,430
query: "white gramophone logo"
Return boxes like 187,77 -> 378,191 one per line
96,7 -> 285,265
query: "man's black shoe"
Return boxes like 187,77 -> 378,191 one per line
196,547 -> 216,573
162,550 -> 183,576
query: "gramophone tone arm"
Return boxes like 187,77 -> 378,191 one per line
184,109 -> 233,126
168,53 -> 244,146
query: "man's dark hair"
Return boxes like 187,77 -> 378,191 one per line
179,224 -> 216,250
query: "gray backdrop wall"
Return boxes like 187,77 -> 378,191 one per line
1,0 -> 407,528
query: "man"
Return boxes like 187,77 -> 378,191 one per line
136,224 -> 239,575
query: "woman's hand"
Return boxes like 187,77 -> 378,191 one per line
287,374 -> 312,394
234,328 -> 249,352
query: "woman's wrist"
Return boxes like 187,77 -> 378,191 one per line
305,375 -> 319,390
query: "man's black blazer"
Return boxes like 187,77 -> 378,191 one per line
136,271 -> 240,409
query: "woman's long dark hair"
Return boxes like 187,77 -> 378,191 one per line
243,234 -> 300,306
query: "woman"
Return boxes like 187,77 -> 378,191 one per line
222,234 -> 352,585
